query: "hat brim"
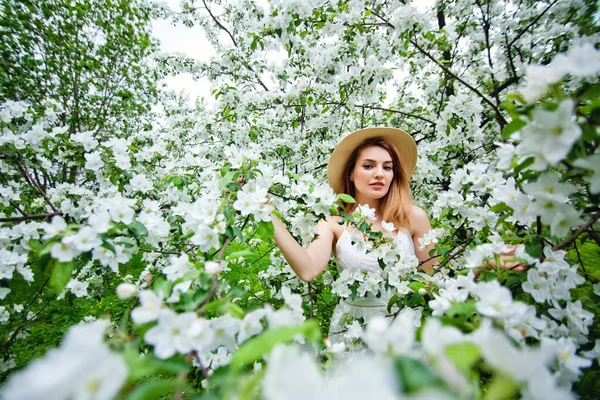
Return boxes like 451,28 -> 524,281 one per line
327,127 -> 417,194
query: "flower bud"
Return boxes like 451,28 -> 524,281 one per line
116,283 -> 138,299
205,261 -> 222,274
418,288 -> 427,296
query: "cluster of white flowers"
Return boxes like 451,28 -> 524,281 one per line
491,172 -> 583,239
523,246 -> 588,305
0,248 -> 30,282
105,137 -> 132,170
515,99 -> 582,171
233,176 -> 272,222
265,312 -> 587,400
0,0 -> 598,396
426,263 -> 592,389
41,214 -> 135,274
331,268 -> 383,299
176,194 -> 225,252
1,320 -> 128,400
431,162 -> 504,231
263,344 -> 400,400
136,199 -> 170,247
331,232 -> 420,301
131,286 -> 306,373
520,43 -> 600,102
0,101 -> 64,151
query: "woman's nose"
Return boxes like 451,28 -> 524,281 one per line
374,167 -> 384,178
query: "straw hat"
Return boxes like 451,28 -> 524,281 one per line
327,127 -> 417,194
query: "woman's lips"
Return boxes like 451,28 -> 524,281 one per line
370,182 -> 385,188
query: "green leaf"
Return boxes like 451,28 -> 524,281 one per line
40,240 -> 56,256
123,347 -> 156,382
489,203 -> 511,213
36,252 -> 52,272
128,380 -> 189,400
228,303 -> 246,319
29,239 -> 43,251
445,342 -> 480,375
172,176 -> 183,187
483,373 -> 519,400
180,229 -> 195,241
579,99 -> 600,116
227,248 -> 256,260
580,83 -> 600,101
256,221 -> 274,241
153,277 -> 173,299
130,220 -> 148,236
525,241 -> 542,258
148,356 -> 190,375
513,156 -> 535,175
387,294 -> 399,313
50,261 -> 74,294
101,239 -> 117,254
501,119 -> 527,139
406,292 -> 425,307
230,320 -> 321,369
219,169 -> 237,189
445,302 -> 476,317
407,281 -> 425,292
394,356 -> 447,394
201,297 -> 232,315
239,369 -> 266,400
336,193 -> 355,203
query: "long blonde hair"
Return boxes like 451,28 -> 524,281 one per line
341,137 -> 413,231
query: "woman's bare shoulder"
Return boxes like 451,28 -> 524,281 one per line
410,204 -> 429,219
322,215 -> 344,237
410,204 -> 432,235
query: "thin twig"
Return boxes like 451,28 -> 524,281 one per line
410,39 -> 507,127
508,0 -> 559,47
138,248 -> 181,255
370,9 -> 506,126
201,0 -> 269,92
355,104 -> 436,125
16,161 -> 59,213
1,294 -> 57,353
9,201 -> 27,216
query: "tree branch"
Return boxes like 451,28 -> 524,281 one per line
16,161 -> 59,213
370,9 -> 506,126
356,104 -> 436,125
201,0 -> 269,92
201,0 -> 237,47
410,38 -> 507,127
0,212 -> 63,223
369,10 -> 395,29
553,211 -> 600,251
508,0 -> 559,47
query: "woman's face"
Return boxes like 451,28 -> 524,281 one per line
351,146 -> 394,203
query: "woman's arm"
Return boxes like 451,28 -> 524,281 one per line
409,205 -> 525,274
271,215 -> 335,282
410,205 -> 437,273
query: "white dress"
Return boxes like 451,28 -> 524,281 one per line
328,228 -> 416,342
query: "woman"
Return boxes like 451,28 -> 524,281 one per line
270,127 -> 432,341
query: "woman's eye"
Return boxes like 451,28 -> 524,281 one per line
363,165 -> 373,169
384,166 -> 392,171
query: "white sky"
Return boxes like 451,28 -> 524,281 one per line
152,0 -> 435,106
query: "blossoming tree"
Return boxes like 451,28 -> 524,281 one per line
1,0 -> 599,398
